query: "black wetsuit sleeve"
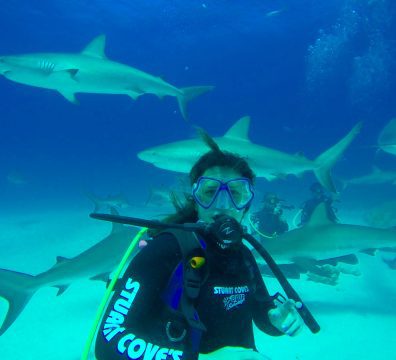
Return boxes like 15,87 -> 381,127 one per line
247,252 -> 284,337
95,233 -> 181,360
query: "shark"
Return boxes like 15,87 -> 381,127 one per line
85,191 -> 131,212
1,204 -> 395,335
343,166 -> 396,187
138,116 -> 362,192
0,211 -> 138,336
264,203 -> 396,263
378,118 -> 396,156
0,35 -> 213,120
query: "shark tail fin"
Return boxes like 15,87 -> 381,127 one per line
0,269 -> 38,336
313,122 -> 362,192
177,86 -> 214,121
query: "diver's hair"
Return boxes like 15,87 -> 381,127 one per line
148,196 -> 198,237
149,130 -> 255,236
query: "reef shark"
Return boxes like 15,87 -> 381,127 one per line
138,116 -> 362,192
0,35 -> 213,120
0,212 -> 137,336
265,203 -> 396,263
85,191 -> 131,212
1,204 -> 395,335
343,166 -> 396,187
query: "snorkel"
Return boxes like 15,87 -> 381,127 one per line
89,212 -> 320,334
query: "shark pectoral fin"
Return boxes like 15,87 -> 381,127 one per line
49,68 -> 79,81
127,91 -> 142,101
90,273 -> 111,283
66,68 -> 79,80
58,90 -> 79,105
55,285 -> 69,296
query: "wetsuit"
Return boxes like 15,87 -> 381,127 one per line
95,232 -> 283,360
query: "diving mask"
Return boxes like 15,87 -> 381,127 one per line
192,176 -> 254,210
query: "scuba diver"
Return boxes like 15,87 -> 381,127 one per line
94,139 -> 309,360
251,192 -> 292,238
299,182 -> 338,226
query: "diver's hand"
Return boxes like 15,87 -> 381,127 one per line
268,299 -> 304,336
200,346 -> 271,360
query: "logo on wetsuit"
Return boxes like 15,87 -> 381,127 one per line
102,277 -> 183,360
213,285 -> 249,311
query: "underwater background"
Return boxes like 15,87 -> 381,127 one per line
1,1 -> 396,359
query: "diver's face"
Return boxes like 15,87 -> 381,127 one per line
194,166 -> 251,224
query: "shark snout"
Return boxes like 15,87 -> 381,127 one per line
137,150 -> 156,162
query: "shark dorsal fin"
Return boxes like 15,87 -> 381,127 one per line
307,203 -> 333,227
82,35 -> 107,59
223,116 -> 251,141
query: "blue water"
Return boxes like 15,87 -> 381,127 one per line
1,0 -> 395,212
0,1 -> 396,358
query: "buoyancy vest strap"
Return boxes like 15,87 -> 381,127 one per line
159,229 -> 208,332
159,229 -> 208,360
